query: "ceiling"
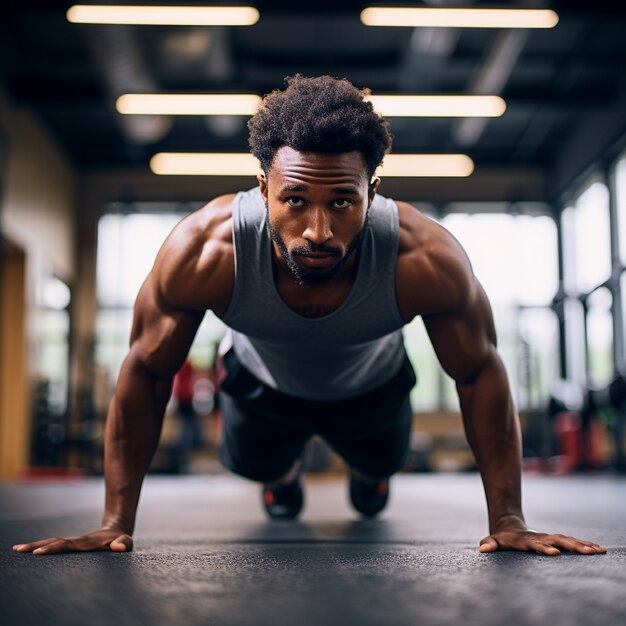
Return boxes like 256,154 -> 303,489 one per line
2,1 -> 626,202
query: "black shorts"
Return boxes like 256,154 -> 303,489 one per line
218,348 -> 417,482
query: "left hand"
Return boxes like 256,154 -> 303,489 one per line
479,517 -> 607,556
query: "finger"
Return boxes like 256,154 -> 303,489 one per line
479,536 -> 499,553
33,539 -> 74,555
109,535 -> 133,552
574,540 -> 607,554
549,535 -> 606,555
13,538 -> 63,553
528,540 -> 560,556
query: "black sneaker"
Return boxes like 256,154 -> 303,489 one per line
262,478 -> 304,520
349,474 -> 390,518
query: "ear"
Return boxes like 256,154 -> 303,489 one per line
257,172 -> 268,204
368,176 -> 381,203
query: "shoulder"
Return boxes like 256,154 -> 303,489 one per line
394,200 -> 477,319
152,193 -> 236,312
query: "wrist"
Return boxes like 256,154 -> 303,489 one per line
490,513 -> 526,533
101,513 -> 134,534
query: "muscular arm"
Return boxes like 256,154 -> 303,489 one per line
423,281 -> 523,530
101,277 -> 204,535
426,275 -> 605,555
396,201 -> 605,555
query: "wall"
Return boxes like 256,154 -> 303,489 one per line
0,85 -> 76,479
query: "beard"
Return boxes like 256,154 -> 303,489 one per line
266,209 -> 369,287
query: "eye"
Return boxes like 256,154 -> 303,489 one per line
333,199 -> 353,209
286,197 -> 305,208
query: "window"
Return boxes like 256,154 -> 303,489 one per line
573,182 -> 611,293
35,276 -> 71,414
586,287 -> 614,388
620,273 -> 626,369
561,179 -> 613,387
518,308 -> 560,409
615,157 -> 626,266
403,318 -> 439,411
97,213 -> 181,307
442,213 -> 558,306
96,211 -> 226,388
33,276 -> 72,466
405,211 -> 559,411
564,298 -> 586,386
561,206 -> 576,294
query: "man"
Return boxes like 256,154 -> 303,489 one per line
14,75 -> 605,557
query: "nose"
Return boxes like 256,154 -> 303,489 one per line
302,207 -> 333,244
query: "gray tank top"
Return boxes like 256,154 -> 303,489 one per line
219,186 -> 406,400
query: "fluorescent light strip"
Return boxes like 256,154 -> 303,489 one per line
377,154 -> 474,177
66,5 -> 260,26
117,94 -> 261,115
367,95 -> 505,117
151,153 -> 262,176
117,94 -> 504,118
150,153 -> 475,177
361,7 -> 559,29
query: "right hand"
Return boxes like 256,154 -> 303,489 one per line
12,525 -> 133,555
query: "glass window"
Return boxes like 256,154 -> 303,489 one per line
615,157 -> 626,266
439,213 -> 559,409
95,211 -> 227,389
518,308 -> 560,409
34,276 -> 71,414
35,308 -> 70,414
564,298 -> 587,386
403,318 -> 439,411
97,213 -> 182,307
32,276 -> 72,466
573,182 -> 611,293
515,215 -> 559,306
619,273 -> 626,374
442,213 -> 558,306
561,206 -> 577,294
586,287 -> 614,388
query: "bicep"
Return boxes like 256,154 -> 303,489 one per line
423,279 -> 497,384
129,273 -> 205,380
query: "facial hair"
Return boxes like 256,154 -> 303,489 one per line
266,207 -> 369,287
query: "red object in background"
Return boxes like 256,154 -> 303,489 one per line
553,412 -> 604,472
18,466 -> 87,482
173,360 -> 194,406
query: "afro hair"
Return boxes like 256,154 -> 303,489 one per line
248,75 -> 392,178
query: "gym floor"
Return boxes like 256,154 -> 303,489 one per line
1,472 -> 625,626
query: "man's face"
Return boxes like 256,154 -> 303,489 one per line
259,147 -> 379,287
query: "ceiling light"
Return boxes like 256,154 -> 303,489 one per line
117,94 -> 261,115
67,5 -> 260,26
361,7 -> 559,29
150,153 -> 474,177
377,154 -> 474,177
150,153 -> 262,176
117,93 -> 503,118
366,95 -> 506,117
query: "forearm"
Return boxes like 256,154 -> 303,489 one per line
101,354 -> 172,533
456,350 -> 525,531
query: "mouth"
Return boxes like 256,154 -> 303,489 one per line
295,253 -> 338,269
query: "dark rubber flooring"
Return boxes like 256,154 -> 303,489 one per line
1,473 -> 625,626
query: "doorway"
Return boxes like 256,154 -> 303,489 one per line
0,237 -> 28,478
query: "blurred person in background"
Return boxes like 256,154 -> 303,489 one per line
171,360 -> 206,473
